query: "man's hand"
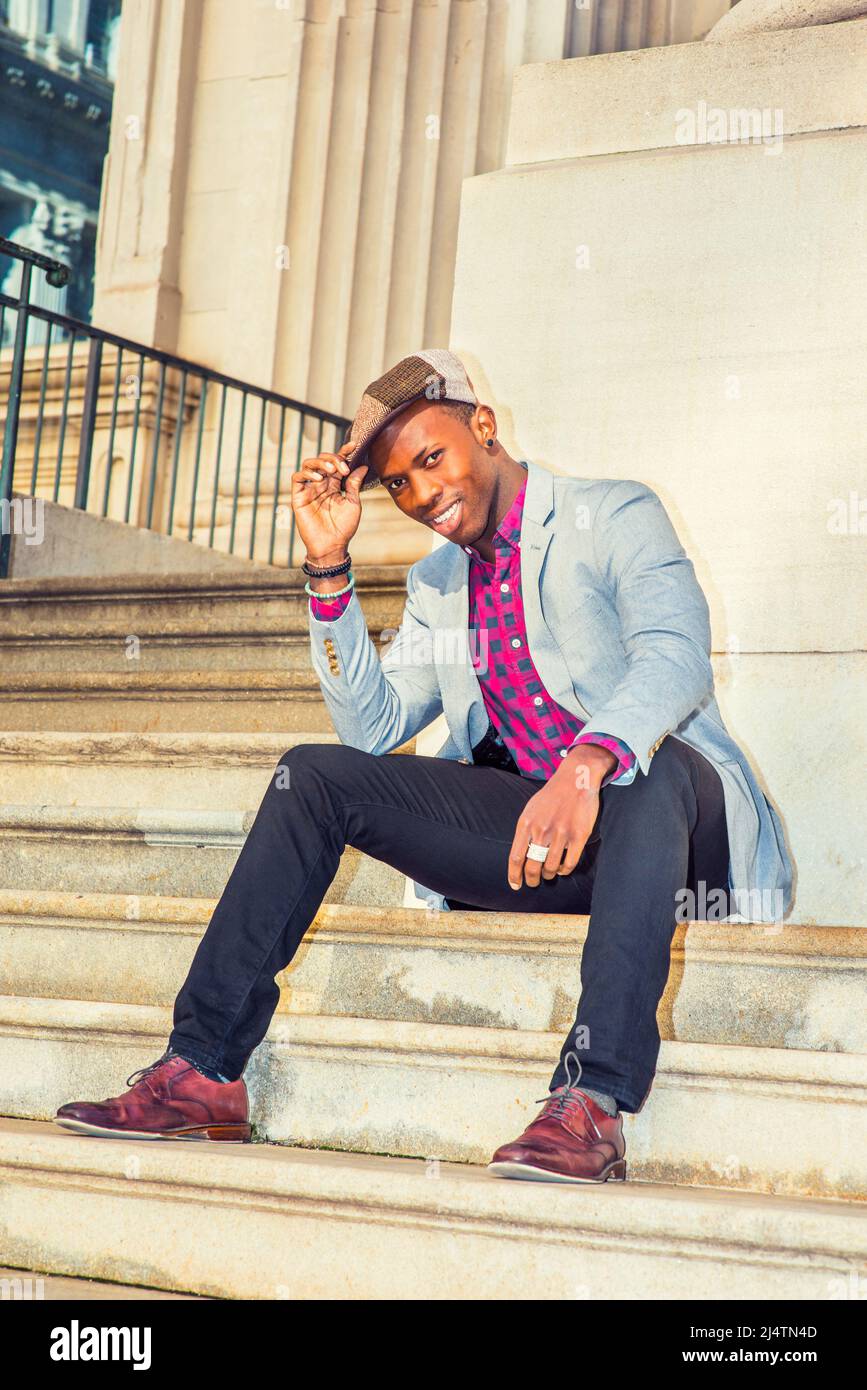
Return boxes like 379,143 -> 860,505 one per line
507,745 -> 617,889
290,445 -> 368,582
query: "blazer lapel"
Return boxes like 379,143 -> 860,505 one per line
519,461 -> 591,721
437,542 -> 488,754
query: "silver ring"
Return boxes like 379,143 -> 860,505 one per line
526,842 -> 550,863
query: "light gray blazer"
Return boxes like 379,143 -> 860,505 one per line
309,460 -> 794,923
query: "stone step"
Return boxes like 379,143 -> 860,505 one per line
0,568 -> 408,676
1,1117 -> 863,1299
2,998 -> 864,1201
1,892 -> 864,1056
0,804 -> 405,904
0,564 -> 407,732
0,731 -> 332,810
0,1265 -> 207,1300
0,730 -> 409,810
0,670 -> 336,733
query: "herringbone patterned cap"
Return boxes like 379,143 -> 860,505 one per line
343,348 -> 477,490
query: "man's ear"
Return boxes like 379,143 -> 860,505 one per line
471,403 -> 496,445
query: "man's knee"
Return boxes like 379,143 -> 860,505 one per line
277,741 -> 329,769
272,741 -> 377,800
263,743 -> 348,827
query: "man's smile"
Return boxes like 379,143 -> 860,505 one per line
427,498 -> 463,534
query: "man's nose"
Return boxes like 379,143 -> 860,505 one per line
412,479 -> 443,518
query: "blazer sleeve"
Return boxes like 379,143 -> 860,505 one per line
308,562 -> 444,754
575,479 -> 714,777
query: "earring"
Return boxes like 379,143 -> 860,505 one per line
486,438 -> 495,449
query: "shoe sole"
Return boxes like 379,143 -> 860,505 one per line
486,1159 -> 627,1184
53,1117 -> 251,1143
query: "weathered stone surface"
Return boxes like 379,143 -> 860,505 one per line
0,805 -> 405,904
1,1010 -> 865,1201
1,893 -> 864,1054
508,19 -> 867,163
706,0 -> 867,42
3,1118 -> 863,1300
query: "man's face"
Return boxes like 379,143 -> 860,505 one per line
366,398 -> 498,546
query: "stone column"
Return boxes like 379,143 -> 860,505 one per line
92,0 -> 203,350
90,0 -> 737,567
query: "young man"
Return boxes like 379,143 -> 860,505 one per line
55,349 -> 794,1184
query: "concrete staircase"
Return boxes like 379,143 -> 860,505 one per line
1,564 -> 865,1300
0,568 -> 404,733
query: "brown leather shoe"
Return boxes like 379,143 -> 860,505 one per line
54,1050 -> 251,1142
487,1085 -> 626,1183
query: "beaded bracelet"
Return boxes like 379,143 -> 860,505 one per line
305,572 -> 354,600
302,554 -> 351,578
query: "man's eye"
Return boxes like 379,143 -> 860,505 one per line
388,479 -> 404,492
425,450 -> 443,466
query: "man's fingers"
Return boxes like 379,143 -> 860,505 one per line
343,463 -> 368,501
541,833 -> 567,881
321,452 -> 352,477
507,850 -> 528,890
293,463 -> 328,483
509,822 -> 556,889
294,464 -> 341,491
300,452 -> 352,479
522,828 -> 547,884
507,824 -> 531,890
557,838 -> 586,876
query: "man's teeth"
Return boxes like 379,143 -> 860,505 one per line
433,501 -> 459,523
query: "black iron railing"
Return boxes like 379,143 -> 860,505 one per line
0,237 -> 351,577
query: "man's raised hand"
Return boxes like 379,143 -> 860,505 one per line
290,444 -> 368,563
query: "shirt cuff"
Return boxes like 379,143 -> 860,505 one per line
569,731 -> 637,787
309,588 -> 354,621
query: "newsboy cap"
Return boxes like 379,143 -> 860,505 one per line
342,348 -> 478,490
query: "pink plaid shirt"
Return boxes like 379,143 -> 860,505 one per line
310,472 -> 635,785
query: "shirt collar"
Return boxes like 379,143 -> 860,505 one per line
463,460 -> 529,562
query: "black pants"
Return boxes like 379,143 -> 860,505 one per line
169,733 -> 730,1112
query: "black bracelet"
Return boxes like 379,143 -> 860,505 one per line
302,555 -> 351,578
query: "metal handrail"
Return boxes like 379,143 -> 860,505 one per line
0,236 -> 351,577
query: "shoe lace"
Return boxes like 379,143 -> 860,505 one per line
125,1047 -> 176,1090
533,1049 -> 602,1142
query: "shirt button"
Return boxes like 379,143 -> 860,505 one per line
500,582 -> 510,593
533,696 -> 543,707
510,637 -> 521,648
559,748 -> 567,757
